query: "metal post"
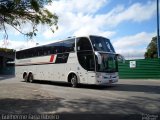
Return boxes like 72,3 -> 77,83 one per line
157,0 -> 160,58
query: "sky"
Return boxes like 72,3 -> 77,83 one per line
0,0 -> 157,59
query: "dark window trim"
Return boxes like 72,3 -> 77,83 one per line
16,39 -> 76,59
76,37 -> 93,52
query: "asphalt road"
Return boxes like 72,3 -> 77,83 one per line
0,75 -> 160,120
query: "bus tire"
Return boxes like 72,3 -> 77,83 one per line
23,73 -> 28,82
71,74 -> 78,88
28,73 -> 34,83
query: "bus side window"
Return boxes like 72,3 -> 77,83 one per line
47,43 -> 55,54
76,37 -> 92,51
53,42 -> 63,54
28,48 -> 36,57
63,39 -> 75,52
17,51 -> 23,59
43,45 -> 49,55
36,46 -> 43,56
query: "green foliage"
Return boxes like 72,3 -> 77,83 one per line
0,47 -> 14,52
144,36 -> 158,59
0,0 -> 58,39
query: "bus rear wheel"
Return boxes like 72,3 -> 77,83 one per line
71,74 -> 78,88
28,73 -> 34,83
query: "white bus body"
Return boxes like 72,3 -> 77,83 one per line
15,35 -> 119,87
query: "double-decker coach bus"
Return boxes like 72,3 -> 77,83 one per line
15,35 -> 123,87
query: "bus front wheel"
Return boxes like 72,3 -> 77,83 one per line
71,74 -> 78,88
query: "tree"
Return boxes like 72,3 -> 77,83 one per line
0,47 -> 14,52
144,36 -> 158,59
0,0 -> 58,39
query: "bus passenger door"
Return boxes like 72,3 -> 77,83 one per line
77,52 -> 96,84
76,37 -> 94,84
86,54 -> 96,84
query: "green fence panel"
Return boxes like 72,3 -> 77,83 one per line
118,59 -> 160,79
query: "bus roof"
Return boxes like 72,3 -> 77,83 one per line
16,35 -> 109,52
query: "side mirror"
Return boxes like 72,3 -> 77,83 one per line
95,52 -> 102,64
116,54 -> 125,63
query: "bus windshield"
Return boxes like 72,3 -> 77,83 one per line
90,36 -> 115,53
96,53 -> 118,73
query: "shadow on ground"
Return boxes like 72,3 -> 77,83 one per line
0,75 -> 15,80
23,80 -> 108,90
27,80 -> 160,94
108,83 -> 160,94
0,96 -> 159,120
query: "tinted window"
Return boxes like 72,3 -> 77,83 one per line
43,43 -> 54,54
76,37 -> 92,51
16,41 -> 69,59
43,45 -> 52,55
52,42 -> 63,54
90,36 -> 115,53
21,50 -> 27,59
16,51 -> 22,59
63,39 -> 75,52
27,48 -> 36,57
96,53 -> 118,72
35,46 -> 43,56
77,51 -> 95,71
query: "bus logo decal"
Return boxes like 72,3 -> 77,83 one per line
50,55 -> 55,62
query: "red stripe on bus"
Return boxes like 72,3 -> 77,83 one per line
50,55 -> 54,62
